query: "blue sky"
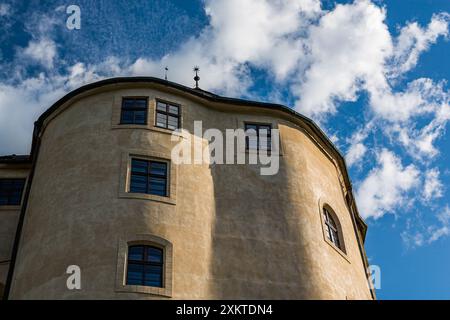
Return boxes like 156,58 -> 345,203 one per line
0,0 -> 449,299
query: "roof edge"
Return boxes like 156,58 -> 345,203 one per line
0,155 -> 32,164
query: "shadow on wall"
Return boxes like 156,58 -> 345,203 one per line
0,282 -> 4,299
207,141 -> 322,299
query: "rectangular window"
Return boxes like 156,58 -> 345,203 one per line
245,123 -> 272,151
126,245 -> 163,288
120,98 -> 148,125
0,178 -> 26,206
130,159 -> 168,197
155,100 -> 180,130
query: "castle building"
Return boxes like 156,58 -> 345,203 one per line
0,77 -> 374,299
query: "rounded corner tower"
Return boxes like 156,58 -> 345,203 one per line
6,77 -> 374,300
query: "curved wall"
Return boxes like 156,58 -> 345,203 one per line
9,83 -> 373,299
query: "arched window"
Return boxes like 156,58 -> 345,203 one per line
323,207 -> 342,250
126,245 -> 164,288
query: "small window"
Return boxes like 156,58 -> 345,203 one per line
120,98 -> 148,125
245,123 -> 272,151
126,245 -> 164,287
130,159 -> 168,197
155,100 -> 180,130
323,208 -> 342,250
0,179 -> 26,206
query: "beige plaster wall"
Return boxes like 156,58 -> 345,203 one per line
8,84 -> 372,299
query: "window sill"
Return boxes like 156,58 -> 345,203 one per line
323,236 -> 351,264
111,124 -> 184,138
115,284 -> 172,297
118,192 -> 176,205
244,149 -> 282,156
0,205 -> 22,212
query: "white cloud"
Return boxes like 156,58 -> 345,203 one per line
401,231 -> 424,248
22,38 -> 58,69
291,1 -> 448,124
389,13 -> 450,77
204,0 -> 320,81
422,168 -> 444,201
0,3 -> 11,17
356,149 -> 420,219
382,81 -> 449,159
0,58 -> 126,154
0,74 -> 66,154
345,124 -> 373,167
128,0 -> 322,96
294,0 -> 392,117
286,1 -> 449,168
346,143 -> 367,167
430,207 -> 450,243
289,0 -> 448,129
369,78 -> 438,122
427,225 -> 449,243
402,206 -> 450,248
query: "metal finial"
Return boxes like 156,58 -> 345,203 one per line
164,66 -> 168,81
193,66 -> 200,89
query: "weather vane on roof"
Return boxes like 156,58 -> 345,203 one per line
164,66 -> 168,81
193,66 -> 200,89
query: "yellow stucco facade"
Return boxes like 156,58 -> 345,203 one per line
0,78 -> 374,300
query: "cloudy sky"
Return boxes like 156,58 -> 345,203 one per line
1,0 -> 449,299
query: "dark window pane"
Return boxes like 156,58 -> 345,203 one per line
131,174 -> 147,184
127,278 -> 142,285
126,262 -> 144,285
120,111 -> 133,124
331,229 -> 340,247
144,265 -> 163,287
126,245 -> 164,288
129,159 -> 169,197
150,162 -> 167,176
122,99 -> 135,109
156,113 -> 167,128
168,105 -> 179,115
245,124 -> 272,151
0,179 -> 25,206
149,177 -> 167,196
128,246 -> 144,261
167,116 -> 179,130
323,208 -> 342,250
147,247 -> 163,263
133,111 -> 147,124
326,225 -> 332,241
130,176 -> 147,193
328,215 -> 337,229
131,159 -> 148,174
133,99 -> 147,109
156,101 -> 180,131
9,196 -> 21,204
157,102 -> 167,112
121,98 -> 148,124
